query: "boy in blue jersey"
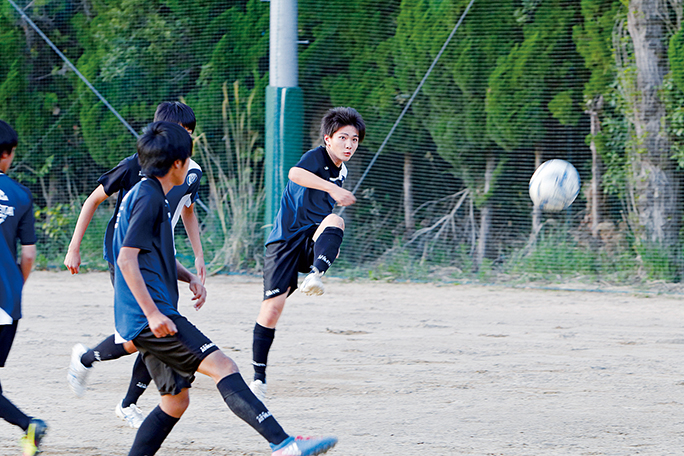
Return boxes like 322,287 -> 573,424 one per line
0,120 -> 48,456
115,121 -> 337,456
250,107 -> 365,401
65,102 -> 205,428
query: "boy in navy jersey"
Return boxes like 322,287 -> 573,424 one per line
65,102 -> 204,428
115,121 -> 336,456
250,107 -> 365,401
0,120 -> 48,456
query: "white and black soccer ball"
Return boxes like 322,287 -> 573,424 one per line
529,159 -> 580,212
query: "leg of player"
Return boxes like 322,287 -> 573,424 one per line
301,214 -> 345,296
116,352 -> 151,429
250,292 -> 289,401
67,334 -> 133,397
199,351 -> 338,456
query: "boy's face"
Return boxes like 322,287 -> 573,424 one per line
324,125 -> 359,166
169,157 -> 190,186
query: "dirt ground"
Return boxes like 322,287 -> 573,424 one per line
1,271 -> 684,455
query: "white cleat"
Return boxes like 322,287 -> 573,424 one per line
67,343 -> 91,397
249,379 -> 268,403
116,401 -> 145,429
300,270 -> 325,296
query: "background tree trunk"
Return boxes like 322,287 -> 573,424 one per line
627,0 -> 679,246
476,154 -> 495,269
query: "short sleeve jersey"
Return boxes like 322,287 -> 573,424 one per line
0,172 -> 37,321
266,145 -> 347,245
112,177 -> 179,341
99,154 -> 202,264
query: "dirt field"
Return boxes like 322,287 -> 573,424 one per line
1,271 -> 684,455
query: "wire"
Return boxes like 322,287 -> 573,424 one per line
341,0 -> 476,213
5,0 -> 140,139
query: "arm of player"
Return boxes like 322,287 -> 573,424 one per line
118,246 -> 177,337
176,258 -> 206,311
180,203 -> 206,284
289,167 -> 356,206
64,185 -> 110,274
20,244 -> 37,283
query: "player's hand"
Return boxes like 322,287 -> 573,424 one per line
330,186 -> 356,207
189,276 -> 207,311
64,249 -> 81,274
195,257 -> 206,285
148,311 -> 177,338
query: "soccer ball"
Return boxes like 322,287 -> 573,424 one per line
529,159 -> 580,211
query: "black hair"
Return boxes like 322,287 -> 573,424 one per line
320,107 -> 366,143
153,101 -> 196,133
137,121 -> 193,178
0,120 -> 18,157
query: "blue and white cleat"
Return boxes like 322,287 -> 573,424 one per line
271,435 -> 338,456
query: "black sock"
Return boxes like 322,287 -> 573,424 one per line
252,323 -> 275,383
128,405 -> 179,456
81,335 -> 129,368
122,353 -> 152,408
0,383 -> 30,431
217,373 -> 289,446
312,227 -> 344,274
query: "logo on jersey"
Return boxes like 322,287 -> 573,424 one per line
187,173 -> 198,186
0,204 -> 15,225
265,288 -> 280,297
0,190 -> 7,201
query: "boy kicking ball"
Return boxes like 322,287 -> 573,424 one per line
114,121 -> 337,456
250,107 -> 365,401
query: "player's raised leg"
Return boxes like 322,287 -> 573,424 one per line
199,351 -> 338,456
67,335 -> 132,396
301,214 -> 345,296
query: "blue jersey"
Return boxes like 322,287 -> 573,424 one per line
98,154 -> 202,263
112,177 -> 180,341
0,172 -> 36,321
266,146 -> 347,245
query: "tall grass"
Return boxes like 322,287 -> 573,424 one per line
194,81 -> 265,273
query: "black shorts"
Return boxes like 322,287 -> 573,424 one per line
0,320 -> 19,367
263,227 -> 317,300
132,315 -> 220,396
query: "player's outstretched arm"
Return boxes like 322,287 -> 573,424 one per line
180,203 -> 206,284
118,246 -> 177,337
20,244 -> 37,282
176,259 -> 207,311
64,185 -> 110,274
289,167 -> 356,206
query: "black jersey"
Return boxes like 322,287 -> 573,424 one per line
266,146 -> 347,245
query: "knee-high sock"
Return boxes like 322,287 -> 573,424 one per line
217,373 -> 289,446
127,405 -> 179,456
0,381 -> 30,431
312,227 -> 344,274
81,334 -> 129,368
252,323 -> 275,383
122,353 -> 152,408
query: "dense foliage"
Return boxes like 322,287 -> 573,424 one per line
2,0 -> 684,284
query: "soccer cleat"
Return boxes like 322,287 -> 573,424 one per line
19,418 -> 48,456
67,343 -> 91,397
271,435 -> 338,456
116,401 -> 145,429
249,379 -> 267,403
300,270 -> 325,296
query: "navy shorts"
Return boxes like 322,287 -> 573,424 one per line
263,227 -> 317,300
132,315 -> 220,396
0,320 -> 19,367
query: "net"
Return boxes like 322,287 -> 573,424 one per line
2,0 -> 683,287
